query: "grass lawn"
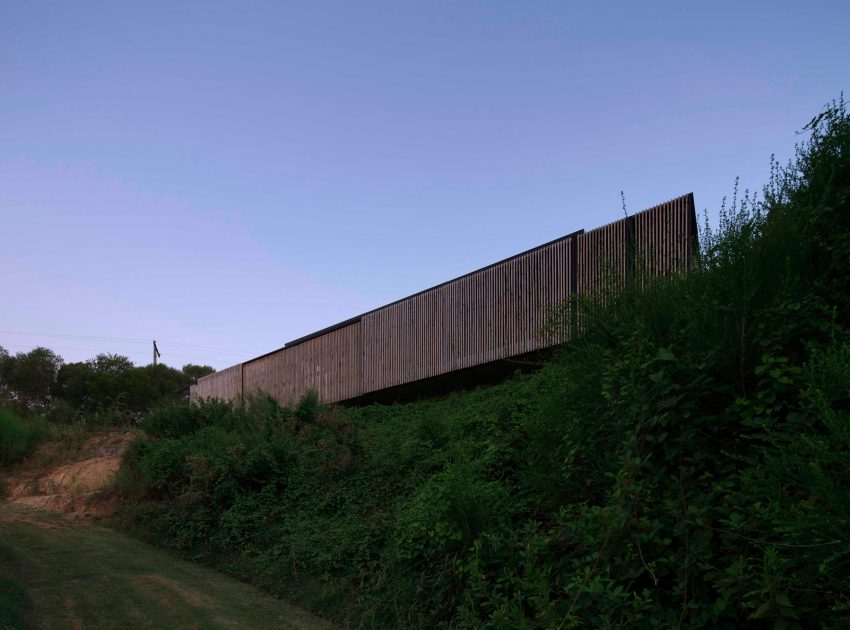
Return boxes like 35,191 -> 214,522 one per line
0,504 -> 334,630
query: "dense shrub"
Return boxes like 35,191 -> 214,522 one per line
118,98 -> 850,627
0,407 -> 46,467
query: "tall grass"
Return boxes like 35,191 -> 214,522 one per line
0,408 -> 46,468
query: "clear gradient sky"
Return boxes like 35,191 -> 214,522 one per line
2,1 -> 847,370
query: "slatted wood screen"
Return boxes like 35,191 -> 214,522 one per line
633,194 -> 697,279
195,363 -> 242,401
194,194 -> 696,406
242,322 -> 363,406
576,216 -> 628,297
362,234 -> 575,391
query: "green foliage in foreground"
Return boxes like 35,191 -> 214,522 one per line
0,408 -> 45,469
118,99 -> 850,628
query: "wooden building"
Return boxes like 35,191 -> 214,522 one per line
192,193 -> 698,405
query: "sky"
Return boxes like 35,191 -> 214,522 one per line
1,1 -> 847,370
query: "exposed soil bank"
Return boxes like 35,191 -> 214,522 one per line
3,430 -> 132,518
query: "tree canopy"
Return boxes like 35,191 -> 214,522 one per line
0,346 -> 63,412
0,345 -> 215,420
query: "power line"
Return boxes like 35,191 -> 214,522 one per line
0,330 -> 259,357
155,341 -> 257,357
0,330 -> 148,344
0,342 -> 238,365
0,342 -> 145,354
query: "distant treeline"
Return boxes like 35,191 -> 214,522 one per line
0,347 -> 214,423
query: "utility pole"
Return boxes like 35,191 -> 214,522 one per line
153,340 -> 161,366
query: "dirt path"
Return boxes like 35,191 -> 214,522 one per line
0,505 -> 335,629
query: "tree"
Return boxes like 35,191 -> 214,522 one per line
127,363 -> 194,409
181,364 -> 216,380
55,354 -> 136,412
1,347 -> 64,412
0,345 -> 11,406
88,353 -> 134,375
54,361 -> 95,409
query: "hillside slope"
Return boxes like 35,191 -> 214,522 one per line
117,99 -> 850,628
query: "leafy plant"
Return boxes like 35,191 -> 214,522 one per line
0,407 -> 46,467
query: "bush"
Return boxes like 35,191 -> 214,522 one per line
0,408 -> 46,467
142,399 -> 235,438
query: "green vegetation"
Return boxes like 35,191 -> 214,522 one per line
0,347 -> 62,414
112,97 -> 848,627
0,345 -> 214,425
0,408 -> 46,469
51,356 -> 214,424
0,542 -> 27,630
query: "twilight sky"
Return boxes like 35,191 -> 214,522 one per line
1,1 -> 847,370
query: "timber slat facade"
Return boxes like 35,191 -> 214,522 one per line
194,193 -> 698,405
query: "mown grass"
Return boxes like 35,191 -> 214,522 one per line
117,97 -> 850,628
0,543 -> 27,630
0,505 -> 334,629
